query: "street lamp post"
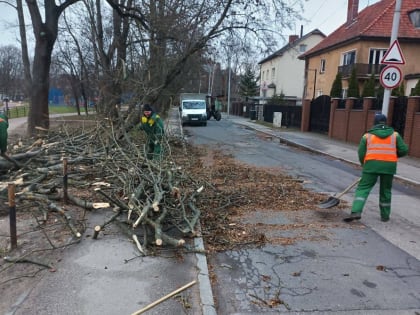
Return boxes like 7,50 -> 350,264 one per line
305,69 -> 317,100
3,97 -> 9,114
312,69 -> 317,100
382,0 -> 402,116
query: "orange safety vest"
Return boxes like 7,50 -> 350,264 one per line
364,132 -> 398,163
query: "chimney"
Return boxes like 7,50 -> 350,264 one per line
347,0 -> 359,24
289,35 -> 299,43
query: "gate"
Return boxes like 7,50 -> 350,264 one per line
310,95 -> 331,133
392,96 -> 407,137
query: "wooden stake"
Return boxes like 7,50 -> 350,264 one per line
92,225 -> 101,239
8,183 -> 17,250
63,158 -> 68,204
131,280 -> 197,315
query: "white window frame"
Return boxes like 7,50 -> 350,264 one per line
341,50 -> 356,66
320,59 -> 326,73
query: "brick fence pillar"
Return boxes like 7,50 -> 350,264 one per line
301,99 -> 311,131
344,98 -> 355,141
404,97 -> 420,151
363,97 -> 374,131
387,97 -> 396,126
329,98 -> 339,138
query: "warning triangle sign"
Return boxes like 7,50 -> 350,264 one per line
381,40 -> 406,65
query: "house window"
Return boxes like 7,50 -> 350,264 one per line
368,48 -> 387,74
299,44 -> 307,53
409,9 -> 420,28
271,68 -> 275,80
342,50 -> 356,65
320,59 -> 326,73
262,71 -> 265,81
266,70 -> 269,80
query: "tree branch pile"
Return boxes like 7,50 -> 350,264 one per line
1,118 -> 206,258
1,117 -> 332,263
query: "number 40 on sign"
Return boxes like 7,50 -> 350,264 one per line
380,65 -> 402,89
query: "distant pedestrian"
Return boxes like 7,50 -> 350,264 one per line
138,104 -> 164,160
0,112 -> 9,156
344,113 -> 408,222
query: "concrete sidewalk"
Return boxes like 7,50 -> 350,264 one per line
227,114 -> 420,187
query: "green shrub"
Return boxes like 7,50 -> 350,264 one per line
330,72 -> 343,98
347,67 -> 359,98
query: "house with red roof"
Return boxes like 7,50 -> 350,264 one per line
299,0 -> 420,99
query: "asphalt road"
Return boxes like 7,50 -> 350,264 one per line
184,118 -> 420,315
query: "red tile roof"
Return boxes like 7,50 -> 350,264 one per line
301,0 -> 420,58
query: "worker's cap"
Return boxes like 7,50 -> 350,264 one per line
143,104 -> 153,112
374,113 -> 387,125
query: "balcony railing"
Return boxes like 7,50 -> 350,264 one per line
338,63 -> 386,78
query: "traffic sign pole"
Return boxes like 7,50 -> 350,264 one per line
381,0 -> 402,117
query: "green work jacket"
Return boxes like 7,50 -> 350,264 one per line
358,124 -> 408,175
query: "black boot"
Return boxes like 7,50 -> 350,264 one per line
343,212 -> 362,222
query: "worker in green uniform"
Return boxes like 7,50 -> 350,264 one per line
344,113 -> 408,223
0,112 -> 20,168
138,104 -> 164,160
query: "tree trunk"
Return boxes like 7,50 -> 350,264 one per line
16,0 -> 32,99
25,0 -> 81,136
28,39 -> 54,134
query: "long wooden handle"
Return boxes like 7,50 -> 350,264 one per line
131,280 -> 197,315
335,178 -> 360,199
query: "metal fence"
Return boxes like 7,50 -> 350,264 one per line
2,105 -> 29,119
263,104 -> 302,128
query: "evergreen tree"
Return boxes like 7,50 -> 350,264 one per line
239,66 -> 258,99
410,79 -> 420,96
347,67 -> 359,98
362,73 -> 376,97
268,92 -> 285,105
377,83 -> 384,99
391,86 -> 400,96
330,72 -> 343,98
399,82 -> 406,96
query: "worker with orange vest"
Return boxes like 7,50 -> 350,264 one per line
344,113 -> 408,222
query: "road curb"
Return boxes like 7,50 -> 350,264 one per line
194,236 -> 217,315
167,108 -> 217,315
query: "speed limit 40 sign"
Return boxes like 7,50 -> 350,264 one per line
380,65 -> 402,89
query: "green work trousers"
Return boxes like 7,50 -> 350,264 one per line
351,172 -> 394,220
146,140 -> 162,160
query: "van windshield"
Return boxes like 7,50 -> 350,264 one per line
183,101 -> 206,109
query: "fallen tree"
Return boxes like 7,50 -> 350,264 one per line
1,116 -> 204,257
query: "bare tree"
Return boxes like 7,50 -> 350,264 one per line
0,45 -> 23,100
7,0 -> 303,134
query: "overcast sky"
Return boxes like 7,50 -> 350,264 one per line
295,0 -> 381,37
0,0 -> 382,48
